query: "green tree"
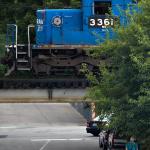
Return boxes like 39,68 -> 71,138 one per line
44,0 -> 80,8
0,64 -> 7,77
0,34 -> 5,57
0,34 -> 7,77
0,0 -> 80,42
87,0 -> 150,149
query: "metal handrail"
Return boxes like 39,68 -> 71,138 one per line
15,24 -> 18,59
28,24 -> 35,58
6,24 -> 18,59
28,24 -> 35,69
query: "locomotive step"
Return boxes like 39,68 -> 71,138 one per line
17,52 -> 28,55
17,59 -> 29,63
17,67 -> 31,71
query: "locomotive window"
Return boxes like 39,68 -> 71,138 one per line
94,1 -> 111,15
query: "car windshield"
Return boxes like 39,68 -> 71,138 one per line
93,115 -> 110,122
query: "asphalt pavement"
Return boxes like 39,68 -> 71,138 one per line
0,103 -> 100,150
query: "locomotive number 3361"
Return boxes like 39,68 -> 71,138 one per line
89,17 -> 114,28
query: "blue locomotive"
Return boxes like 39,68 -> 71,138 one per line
5,0 -> 136,76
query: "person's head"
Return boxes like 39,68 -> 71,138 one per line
130,136 -> 135,142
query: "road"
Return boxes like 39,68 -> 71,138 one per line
0,103 -> 99,150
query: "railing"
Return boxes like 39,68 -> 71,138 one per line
6,24 -> 18,59
28,25 -> 35,69
28,24 -> 35,58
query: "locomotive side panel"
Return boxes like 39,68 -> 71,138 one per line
36,0 -> 134,46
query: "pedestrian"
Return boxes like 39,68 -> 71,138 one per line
126,136 -> 138,150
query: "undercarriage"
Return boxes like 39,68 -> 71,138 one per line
5,45 -> 99,77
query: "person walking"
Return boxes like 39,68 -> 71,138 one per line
126,136 -> 138,150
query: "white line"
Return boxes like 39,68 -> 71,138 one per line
31,139 -> 49,142
0,126 -> 17,129
40,140 -> 50,150
31,138 -> 83,142
68,139 -> 82,141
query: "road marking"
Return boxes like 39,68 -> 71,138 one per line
32,138 -> 83,150
68,138 -> 82,141
31,138 -> 83,142
39,140 -> 50,150
0,126 -> 17,129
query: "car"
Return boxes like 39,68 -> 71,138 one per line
99,129 -> 127,150
86,116 -> 108,136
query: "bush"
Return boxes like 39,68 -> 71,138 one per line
0,64 -> 7,77
0,34 -> 5,57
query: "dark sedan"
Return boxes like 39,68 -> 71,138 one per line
86,116 -> 107,136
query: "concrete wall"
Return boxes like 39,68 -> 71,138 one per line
0,89 -> 87,102
71,102 -> 92,120
0,89 -> 92,120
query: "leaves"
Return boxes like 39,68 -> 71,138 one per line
0,0 -> 81,42
0,64 -> 8,77
88,1 -> 150,149
0,34 -> 5,57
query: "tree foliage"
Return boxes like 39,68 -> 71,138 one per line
86,1 -> 150,149
0,0 -> 80,42
0,34 -> 5,57
0,64 -> 7,77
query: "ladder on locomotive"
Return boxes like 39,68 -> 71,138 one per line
6,24 -> 33,71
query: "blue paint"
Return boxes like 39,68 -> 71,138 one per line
36,0 -> 135,46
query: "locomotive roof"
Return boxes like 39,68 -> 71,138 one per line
37,9 -> 81,12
